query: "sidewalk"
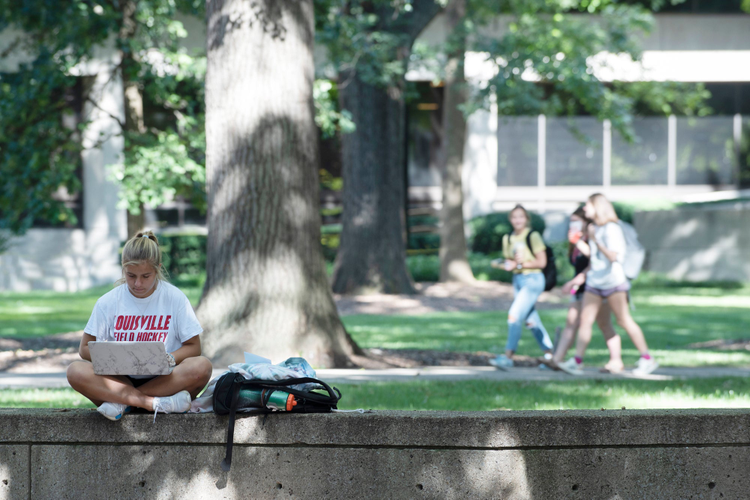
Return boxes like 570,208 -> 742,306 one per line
3,366 -> 750,389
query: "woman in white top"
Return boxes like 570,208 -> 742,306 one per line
67,231 -> 213,420
558,194 -> 658,376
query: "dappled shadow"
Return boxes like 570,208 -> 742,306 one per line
207,0 -> 302,51
636,206 -> 750,282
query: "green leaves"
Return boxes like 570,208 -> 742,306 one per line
0,0 -> 208,234
0,52 -> 83,233
314,79 -> 356,138
114,129 -> 205,215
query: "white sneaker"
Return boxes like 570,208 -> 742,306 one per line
152,390 -> 192,422
633,357 -> 659,376
97,402 -> 131,421
559,358 -> 584,376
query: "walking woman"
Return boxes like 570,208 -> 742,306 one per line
544,206 -> 623,372
67,231 -> 213,420
558,194 -> 658,376
489,204 -> 554,369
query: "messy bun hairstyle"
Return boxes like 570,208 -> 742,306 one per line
116,230 -> 169,285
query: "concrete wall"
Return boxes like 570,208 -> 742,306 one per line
1,408 -> 749,499
635,202 -> 750,282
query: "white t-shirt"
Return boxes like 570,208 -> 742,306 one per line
586,222 -> 628,289
84,282 -> 203,354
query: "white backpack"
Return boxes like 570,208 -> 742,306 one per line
618,220 -> 645,280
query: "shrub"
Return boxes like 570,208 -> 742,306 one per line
406,254 -> 441,282
407,214 -> 440,251
321,224 -> 341,263
468,211 -> 546,255
612,202 -> 634,224
157,233 -> 207,281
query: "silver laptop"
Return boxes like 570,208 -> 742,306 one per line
89,341 -> 171,376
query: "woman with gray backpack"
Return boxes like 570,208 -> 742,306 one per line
558,193 -> 658,376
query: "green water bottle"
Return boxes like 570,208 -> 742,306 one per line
237,388 -> 297,411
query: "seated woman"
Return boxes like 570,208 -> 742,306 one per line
67,231 -> 213,420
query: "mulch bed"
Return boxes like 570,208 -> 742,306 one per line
350,348 -> 542,369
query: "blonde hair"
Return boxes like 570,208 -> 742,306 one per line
508,204 -> 531,227
115,230 -> 169,286
588,193 -> 619,225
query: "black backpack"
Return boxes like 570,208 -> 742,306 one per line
213,372 -> 341,471
504,231 -> 557,291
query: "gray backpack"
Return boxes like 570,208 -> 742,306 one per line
618,221 -> 645,280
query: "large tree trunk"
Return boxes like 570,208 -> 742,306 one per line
332,74 -> 416,295
200,0 -> 360,367
332,0 -> 441,295
438,0 -> 474,283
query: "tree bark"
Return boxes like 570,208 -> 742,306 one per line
332,73 -> 415,295
332,0 -> 441,295
200,0 -> 360,367
438,0 -> 475,283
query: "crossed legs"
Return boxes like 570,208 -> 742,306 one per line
67,356 -> 213,410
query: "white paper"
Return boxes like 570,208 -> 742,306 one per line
244,352 -> 272,364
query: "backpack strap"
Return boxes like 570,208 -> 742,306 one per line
525,230 -> 536,256
221,379 -> 271,472
220,377 -> 340,471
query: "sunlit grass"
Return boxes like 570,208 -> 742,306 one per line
2,280 -> 750,368
5,377 -> 750,411
340,281 -> 750,368
0,388 -> 95,409
337,377 -> 750,411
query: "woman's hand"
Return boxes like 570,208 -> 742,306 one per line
575,238 -> 591,257
561,273 -> 586,295
503,259 -> 517,272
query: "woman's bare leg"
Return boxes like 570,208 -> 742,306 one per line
607,292 -> 650,354
67,356 -> 213,408
137,356 -> 213,398
553,302 -> 582,364
67,361 -> 155,410
575,292 -> 603,359
596,302 -> 624,371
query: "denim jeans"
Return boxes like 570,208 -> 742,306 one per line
505,272 -> 553,352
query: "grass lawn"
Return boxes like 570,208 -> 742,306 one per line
1,279 -> 748,368
343,282 -> 750,368
2,278 -> 750,410
4,377 -> 750,411
2,279 -> 749,367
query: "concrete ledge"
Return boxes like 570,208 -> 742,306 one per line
1,408 -> 749,498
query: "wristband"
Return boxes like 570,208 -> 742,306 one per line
516,263 -> 523,270
166,353 -> 176,367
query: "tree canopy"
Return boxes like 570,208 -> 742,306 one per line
0,0 -> 206,234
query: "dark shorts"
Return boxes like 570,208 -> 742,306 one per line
584,281 -> 631,298
126,376 -> 157,388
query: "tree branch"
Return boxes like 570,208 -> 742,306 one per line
85,96 -> 125,129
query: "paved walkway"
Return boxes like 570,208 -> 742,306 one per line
3,366 -> 750,389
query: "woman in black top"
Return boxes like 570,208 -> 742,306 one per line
543,206 -> 621,372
